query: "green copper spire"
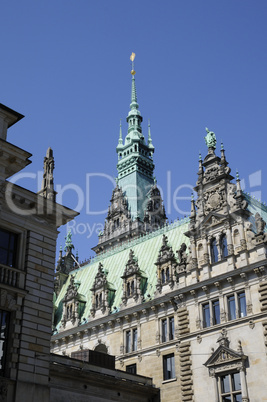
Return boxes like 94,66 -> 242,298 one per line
116,53 -> 155,220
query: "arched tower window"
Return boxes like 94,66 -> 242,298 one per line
166,267 -> 170,282
127,282 -> 130,297
220,235 -> 228,259
131,280 -> 134,295
161,269 -> 165,284
210,238 -> 218,263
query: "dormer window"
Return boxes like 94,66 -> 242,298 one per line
121,250 -> 146,306
90,263 -> 115,317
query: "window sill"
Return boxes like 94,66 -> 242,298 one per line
162,377 -> 177,384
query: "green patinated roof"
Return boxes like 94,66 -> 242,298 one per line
55,193 -> 267,330
55,218 -> 190,327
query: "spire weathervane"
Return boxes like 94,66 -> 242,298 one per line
130,52 -> 136,75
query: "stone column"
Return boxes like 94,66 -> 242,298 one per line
239,224 -> 247,250
216,234 -> 222,261
239,365 -> 249,402
204,237 -> 209,264
210,369 -> 219,402
226,228 -> 233,255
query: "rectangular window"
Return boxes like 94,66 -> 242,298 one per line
202,299 -> 220,328
228,295 -> 236,320
126,363 -> 136,374
218,372 -> 242,401
162,319 -> 167,342
227,292 -> 247,321
0,309 -> 10,376
203,302 -> 211,328
212,299 -> 220,325
0,229 -> 18,268
169,316 -> 174,340
238,292 -> 247,318
126,330 -> 131,353
161,316 -> 174,342
132,328 -> 137,351
125,328 -> 138,353
163,353 -> 175,381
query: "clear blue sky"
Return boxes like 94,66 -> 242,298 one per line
2,0 -> 267,263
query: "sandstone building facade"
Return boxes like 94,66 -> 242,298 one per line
0,101 -> 159,402
51,60 -> 267,401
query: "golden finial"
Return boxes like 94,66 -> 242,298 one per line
130,52 -> 136,75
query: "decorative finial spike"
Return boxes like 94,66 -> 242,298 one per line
236,169 -> 239,180
199,152 -> 202,161
130,52 -> 136,75
221,141 -> 224,150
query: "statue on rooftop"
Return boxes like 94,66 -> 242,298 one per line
204,127 -> 217,149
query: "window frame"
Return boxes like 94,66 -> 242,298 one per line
163,353 -> 175,381
125,327 -> 138,354
217,371 -> 242,401
202,298 -> 220,328
210,238 -> 219,263
226,291 -> 247,321
126,363 -> 137,374
0,228 -> 18,268
161,316 -> 175,342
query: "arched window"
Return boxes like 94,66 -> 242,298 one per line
210,238 -> 218,263
134,145 -> 137,152
131,281 -> 134,295
96,294 -> 99,308
166,267 -> 170,282
127,282 -> 131,297
221,235 -> 228,258
99,293 -> 102,305
94,344 -> 108,354
161,269 -> 166,284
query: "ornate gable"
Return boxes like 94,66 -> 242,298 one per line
90,263 -> 115,318
121,249 -> 146,307
155,235 -> 178,293
60,275 -> 85,330
199,212 -> 226,230
204,330 -> 247,375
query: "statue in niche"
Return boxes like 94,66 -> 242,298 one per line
177,243 -> 187,270
255,213 -> 266,235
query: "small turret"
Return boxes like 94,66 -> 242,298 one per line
39,147 -> 57,202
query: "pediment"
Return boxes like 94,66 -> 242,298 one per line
204,345 -> 244,368
198,212 -> 226,229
